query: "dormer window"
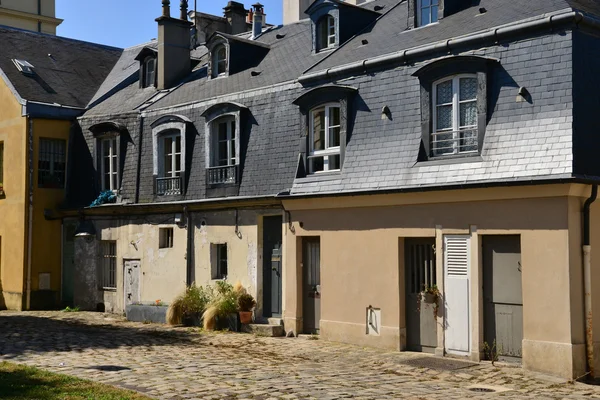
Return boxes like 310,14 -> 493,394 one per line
417,0 -> 439,27
143,57 -> 156,88
317,15 -> 336,51
213,45 -> 228,78
309,104 -> 341,173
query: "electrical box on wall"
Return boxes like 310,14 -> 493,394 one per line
366,306 -> 381,336
38,273 -> 51,291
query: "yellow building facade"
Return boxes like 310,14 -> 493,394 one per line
0,0 -> 62,34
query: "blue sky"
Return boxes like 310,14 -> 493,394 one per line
56,0 -> 283,48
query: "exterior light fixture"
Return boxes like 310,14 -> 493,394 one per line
74,220 -> 96,240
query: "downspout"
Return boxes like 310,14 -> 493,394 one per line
26,117 -> 34,310
185,206 -> 193,286
583,184 -> 598,377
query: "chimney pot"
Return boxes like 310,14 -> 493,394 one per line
162,0 -> 170,17
251,3 -> 264,39
180,0 -> 188,20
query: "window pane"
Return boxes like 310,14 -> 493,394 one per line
436,80 -> 453,104
329,155 -> 340,170
329,127 -> 341,148
165,154 -> 172,175
318,18 -> 329,49
102,140 -> 110,157
218,122 -> 228,141
431,5 -> 438,22
175,135 -> 181,154
422,0 -> 431,6
218,141 -> 228,166
459,77 -> 478,101
330,107 -> 340,126
421,8 -> 430,25
164,137 -> 172,155
460,101 -> 477,127
433,132 -> 454,156
111,173 -> 117,191
231,138 -> 236,163
175,154 -> 181,173
460,129 -> 478,153
217,60 -> 227,74
436,105 -> 453,130
311,157 -> 324,173
312,109 -> 325,151
112,154 -> 117,173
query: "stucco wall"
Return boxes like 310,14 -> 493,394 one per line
282,184 -> 587,379
73,209 -> 280,314
0,0 -> 59,34
0,77 -> 27,310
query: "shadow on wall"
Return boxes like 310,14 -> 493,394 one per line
0,315 -> 199,358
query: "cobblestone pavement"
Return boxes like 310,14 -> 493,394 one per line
1,311 -> 600,399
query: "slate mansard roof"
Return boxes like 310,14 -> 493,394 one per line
0,25 -> 122,109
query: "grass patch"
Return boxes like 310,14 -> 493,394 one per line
62,306 -> 80,312
0,362 -> 151,399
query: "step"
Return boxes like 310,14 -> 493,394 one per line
267,317 -> 283,326
241,323 -> 285,337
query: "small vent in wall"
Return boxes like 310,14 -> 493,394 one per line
445,236 -> 469,277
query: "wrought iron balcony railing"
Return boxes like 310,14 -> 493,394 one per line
156,176 -> 182,195
206,165 -> 239,186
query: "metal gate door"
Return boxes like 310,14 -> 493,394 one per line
444,235 -> 471,356
483,236 -> 523,359
405,239 -> 437,353
124,260 -> 141,306
303,238 -> 321,334
263,216 -> 283,317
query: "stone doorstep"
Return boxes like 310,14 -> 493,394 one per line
241,323 -> 285,337
267,317 -> 283,326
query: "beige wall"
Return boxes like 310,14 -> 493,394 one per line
0,77 -> 27,310
82,209 -> 282,314
282,184 -> 590,379
0,0 -> 61,34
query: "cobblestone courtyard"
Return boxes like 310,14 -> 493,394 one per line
1,311 -> 599,399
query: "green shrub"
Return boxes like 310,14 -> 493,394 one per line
167,284 -> 213,325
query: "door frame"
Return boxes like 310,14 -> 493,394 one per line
302,236 -> 321,334
262,214 -> 283,318
123,259 -> 141,306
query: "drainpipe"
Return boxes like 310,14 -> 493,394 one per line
185,206 -> 193,286
583,184 -> 598,377
25,118 -> 34,310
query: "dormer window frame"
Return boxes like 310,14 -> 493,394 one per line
316,14 -> 337,52
151,117 -> 190,196
90,121 -> 130,196
143,56 -> 157,88
416,0 -> 439,27
213,44 -> 228,78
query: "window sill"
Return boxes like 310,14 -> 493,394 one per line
414,154 -> 483,167
100,287 -> 117,292
295,171 -> 342,184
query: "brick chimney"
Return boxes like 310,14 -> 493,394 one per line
251,3 -> 264,39
156,0 -> 193,90
224,1 -> 248,35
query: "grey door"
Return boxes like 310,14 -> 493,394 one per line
61,221 -> 77,306
405,239 -> 438,353
263,216 -> 283,317
303,238 -> 321,334
124,260 -> 141,306
483,236 -> 523,359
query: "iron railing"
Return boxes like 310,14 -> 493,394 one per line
206,165 -> 238,185
156,176 -> 182,195
431,129 -> 478,156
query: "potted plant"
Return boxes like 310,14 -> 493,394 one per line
418,284 -> 441,319
238,293 -> 256,324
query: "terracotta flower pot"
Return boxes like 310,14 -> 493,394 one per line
422,292 -> 436,304
239,311 -> 253,325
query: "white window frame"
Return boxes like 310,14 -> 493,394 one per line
417,0 -> 439,27
327,15 -> 336,48
144,57 -> 155,88
317,15 -> 336,51
211,116 -> 237,167
309,103 -> 341,174
160,132 -> 182,178
213,45 -> 227,77
100,136 -> 118,192
432,74 -> 478,157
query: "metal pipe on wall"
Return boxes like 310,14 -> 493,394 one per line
25,117 -> 34,310
583,184 -> 598,378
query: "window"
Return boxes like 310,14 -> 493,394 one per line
101,137 -> 118,192
100,241 -> 117,290
157,131 -> 182,195
213,45 -> 227,77
432,75 -> 478,157
143,57 -> 156,88
211,243 -> 228,279
159,227 -> 174,249
309,104 -> 341,173
207,116 -> 238,185
417,0 -> 438,27
317,15 -> 336,51
38,138 -> 66,188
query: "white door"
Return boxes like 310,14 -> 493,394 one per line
124,260 -> 141,306
444,235 -> 471,355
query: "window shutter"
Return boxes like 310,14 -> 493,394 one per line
444,236 -> 469,277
